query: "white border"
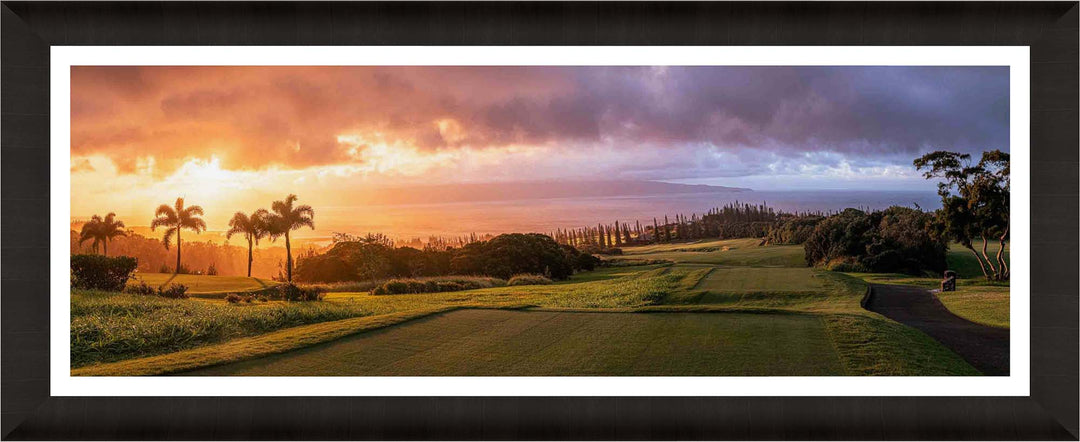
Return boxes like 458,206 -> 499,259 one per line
51,46 -> 1030,397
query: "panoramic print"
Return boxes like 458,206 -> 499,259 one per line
69,66 -> 1010,376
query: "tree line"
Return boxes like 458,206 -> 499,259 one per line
548,202 -> 828,252
78,193 -> 316,281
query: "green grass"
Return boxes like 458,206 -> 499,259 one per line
934,287 -> 1010,329
130,273 -> 277,295
824,314 -> 980,375
183,309 -> 846,376
663,267 -> 868,314
71,290 -> 374,367
73,265 -> 697,370
76,242 -> 988,377
947,242 -> 1009,279
620,238 -> 806,267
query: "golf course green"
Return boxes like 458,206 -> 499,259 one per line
72,238 -> 1000,377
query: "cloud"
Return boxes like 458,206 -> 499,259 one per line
71,66 -> 1009,181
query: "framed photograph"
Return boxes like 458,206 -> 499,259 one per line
3,2 -> 1077,440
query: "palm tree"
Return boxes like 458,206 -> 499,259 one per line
266,194 -> 314,282
150,197 -> 206,274
226,209 -> 270,277
78,213 -> 127,256
78,215 -> 103,254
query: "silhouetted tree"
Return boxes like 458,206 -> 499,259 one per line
78,213 -> 127,256
151,198 -> 206,274
226,209 -> 270,277
266,194 -> 315,282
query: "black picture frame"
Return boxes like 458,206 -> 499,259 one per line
2,2 -> 1077,440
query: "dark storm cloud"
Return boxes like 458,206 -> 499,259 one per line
71,65 -> 1009,176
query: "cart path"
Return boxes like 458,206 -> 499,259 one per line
866,284 -> 1009,375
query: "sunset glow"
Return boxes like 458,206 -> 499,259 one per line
71,66 -> 1009,237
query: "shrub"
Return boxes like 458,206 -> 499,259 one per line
158,263 -> 171,274
370,276 -> 505,295
243,295 -> 254,303
158,283 -> 189,299
804,207 -> 946,275
256,295 -> 268,302
224,293 -> 242,304
207,263 -> 218,276
277,283 -> 325,302
71,255 -> 139,291
508,274 -> 553,286
124,281 -> 157,296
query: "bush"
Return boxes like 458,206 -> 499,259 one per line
224,293 -> 242,304
207,263 -> 218,276
124,281 -> 157,296
277,283 -> 325,302
158,263 -> 171,274
71,255 -> 139,291
804,207 -> 946,275
508,274 -> 553,286
158,283 -> 189,299
370,276 -> 505,295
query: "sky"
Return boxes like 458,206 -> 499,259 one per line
70,65 -> 1009,234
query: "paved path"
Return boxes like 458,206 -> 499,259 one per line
866,284 -> 1009,375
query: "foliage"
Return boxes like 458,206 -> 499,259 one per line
158,283 -> 189,299
914,150 -> 1009,280
225,293 -> 242,304
296,233 -> 593,283
124,281 -> 157,296
71,254 -> 139,291
765,215 -> 824,245
206,263 -> 218,276
150,197 -> 207,274
265,194 -> 315,282
276,283 -> 326,302
78,213 -> 127,256
371,276 -> 507,295
507,274 -> 554,286
804,207 -> 946,275
451,233 -> 579,280
226,209 -> 271,277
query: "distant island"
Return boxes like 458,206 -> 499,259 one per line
352,180 -> 751,206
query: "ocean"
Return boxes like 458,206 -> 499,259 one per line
311,189 -> 942,240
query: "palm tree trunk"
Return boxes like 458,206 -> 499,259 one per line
285,231 -> 292,282
247,237 -> 253,278
176,228 -> 182,274
103,239 -> 108,257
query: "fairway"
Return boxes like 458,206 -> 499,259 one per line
130,273 -> 277,294
621,238 -> 806,267
185,309 -> 844,376
695,267 -> 825,293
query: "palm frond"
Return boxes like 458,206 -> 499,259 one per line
184,205 -> 205,217
161,227 -> 177,250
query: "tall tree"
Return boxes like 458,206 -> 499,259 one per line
151,198 -> 206,273
78,213 -> 127,256
267,194 -> 315,282
915,150 -> 1010,280
226,209 -> 271,277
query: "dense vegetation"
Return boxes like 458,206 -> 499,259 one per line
804,207 -> 946,275
294,233 -> 600,283
70,254 -> 138,291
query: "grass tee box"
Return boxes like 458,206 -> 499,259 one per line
131,273 -> 277,295
186,309 -> 845,376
